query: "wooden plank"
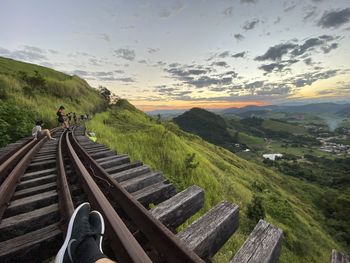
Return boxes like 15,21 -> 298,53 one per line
16,174 -> 56,190
0,204 -> 59,241
95,155 -> 120,163
13,182 -> 57,200
230,219 -> 283,263
4,190 -> 58,218
0,223 -> 62,261
121,172 -> 164,193
132,181 -> 177,206
100,155 -> 130,168
26,159 -> 56,171
108,161 -> 143,177
111,165 -> 150,182
151,185 -> 204,230
331,250 -> 350,263
90,150 -> 116,159
177,200 -> 239,260
21,168 -> 56,181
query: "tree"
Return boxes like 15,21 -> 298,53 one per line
98,86 -> 119,104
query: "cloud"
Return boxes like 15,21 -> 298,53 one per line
255,43 -> 297,61
0,46 -> 47,61
291,69 -> 339,87
234,34 -> 244,40
284,4 -> 297,12
240,0 -> 257,4
101,33 -> 111,43
164,63 -> 236,88
318,8 -> 350,28
303,7 -> 318,22
218,51 -> 231,58
211,61 -> 228,67
147,48 -> 160,54
114,48 -> 135,61
258,60 -> 298,74
138,60 -> 147,64
255,35 -> 339,61
232,51 -> 246,58
159,1 -> 185,18
223,6 -> 234,16
243,19 -> 260,30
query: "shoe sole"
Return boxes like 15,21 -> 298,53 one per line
54,202 -> 90,263
90,210 -> 105,253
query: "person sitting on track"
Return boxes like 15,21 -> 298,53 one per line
55,202 -> 115,263
32,120 -> 55,141
57,105 -> 69,129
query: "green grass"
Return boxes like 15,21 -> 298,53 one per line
0,56 -> 106,146
87,100 -> 345,263
262,119 -> 308,135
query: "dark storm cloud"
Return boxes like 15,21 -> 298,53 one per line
318,8 -> 350,28
0,46 -> 47,61
114,48 -> 135,61
255,35 -> 339,62
232,51 -> 246,58
234,34 -> 244,41
243,19 -> 260,30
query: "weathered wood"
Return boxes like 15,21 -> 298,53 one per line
107,161 -> 143,177
111,165 -> 150,182
151,185 -> 204,230
32,154 -> 56,162
4,190 -> 58,218
230,219 -> 283,263
177,200 -> 239,261
13,182 -> 57,200
16,174 -> 56,190
132,180 -> 177,206
21,167 -> 56,181
90,149 -> 116,159
26,159 -> 56,171
95,155 -> 120,163
121,172 -> 164,193
0,204 -> 59,241
0,223 -> 62,261
331,250 -> 350,263
99,155 -> 130,169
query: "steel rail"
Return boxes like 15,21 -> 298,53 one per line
57,130 -> 74,235
0,137 -> 49,221
0,127 -> 61,182
70,127 -> 204,263
66,131 -> 153,263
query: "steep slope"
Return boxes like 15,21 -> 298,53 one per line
0,56 -> 106,146
87,100 -> 346,263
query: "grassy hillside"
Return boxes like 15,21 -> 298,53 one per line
87,99 -> 347,263
0,56 -> 106,146
262,119 -> 307,134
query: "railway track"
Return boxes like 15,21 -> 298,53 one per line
0,125 -> 283,263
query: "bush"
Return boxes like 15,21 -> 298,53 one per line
247,194 -> 265,223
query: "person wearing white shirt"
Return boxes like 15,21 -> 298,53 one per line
32,120 -> 55,140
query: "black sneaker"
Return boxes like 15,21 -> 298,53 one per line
89,210 -> 105,253
55,202 -> 91,263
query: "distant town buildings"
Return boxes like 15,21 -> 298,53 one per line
263,153 -> 283,161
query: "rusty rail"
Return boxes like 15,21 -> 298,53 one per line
57,130 -> 74,234
69,128 -> 204,263
66,131 -> 153,263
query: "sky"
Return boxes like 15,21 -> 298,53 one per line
1,0 -> 350,111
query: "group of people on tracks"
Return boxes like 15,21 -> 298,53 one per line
31,105 -> 89,142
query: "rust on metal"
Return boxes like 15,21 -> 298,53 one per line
66,131 -> 153,263
56,130 -> 74,234
70,128 -> 204,263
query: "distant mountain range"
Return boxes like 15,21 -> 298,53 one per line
221,102 -> 350,117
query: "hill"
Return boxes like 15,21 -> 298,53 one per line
87,100 -> 347,263
173,108 -> 236,150
0,56 -> 107,146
